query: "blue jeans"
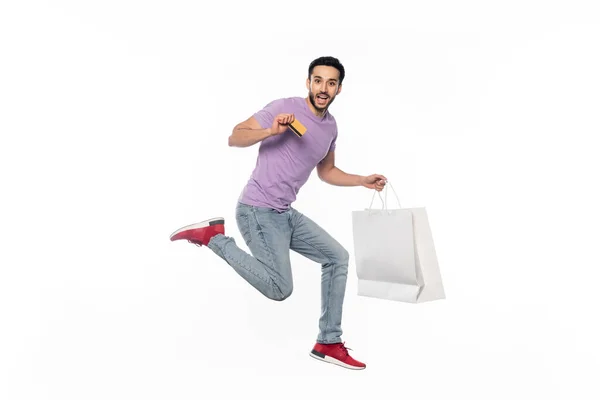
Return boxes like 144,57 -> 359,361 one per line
207,202 -> 350,344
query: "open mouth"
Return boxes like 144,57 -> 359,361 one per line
316,94 -> 329,105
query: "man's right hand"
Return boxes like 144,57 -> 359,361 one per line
269,113 -> 295,136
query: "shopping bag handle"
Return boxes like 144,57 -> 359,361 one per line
368,180 -> 402,211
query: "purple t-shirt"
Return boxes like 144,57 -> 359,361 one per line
238,96 -> 338,212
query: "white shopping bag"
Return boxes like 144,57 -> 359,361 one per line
351,182 -> 445,303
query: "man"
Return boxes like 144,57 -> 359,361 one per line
170,56 -> 386,370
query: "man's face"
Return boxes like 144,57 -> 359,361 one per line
306,65 -> 342,112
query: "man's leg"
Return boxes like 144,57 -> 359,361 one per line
289,209 -> 365,369
288,209 -> 349,344
174,202 -> 294,301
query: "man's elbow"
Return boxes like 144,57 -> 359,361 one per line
228,127 -> 240,147
229,123 -> 246,147
317,166 -> 332,182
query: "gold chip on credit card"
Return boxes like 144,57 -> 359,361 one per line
289,119 -> 307,137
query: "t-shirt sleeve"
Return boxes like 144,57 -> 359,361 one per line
253,98 -> 286,129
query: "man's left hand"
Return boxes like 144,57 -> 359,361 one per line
361,174 -> 387,191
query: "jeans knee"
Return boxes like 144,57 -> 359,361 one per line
341,248 -> 350,264
335,247 -> 350,267
324,247 -> 349,274
272,283 -> 293,301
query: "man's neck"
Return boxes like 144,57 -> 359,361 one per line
305,97 -> 327,118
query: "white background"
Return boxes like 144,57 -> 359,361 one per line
1,1 -> 599,399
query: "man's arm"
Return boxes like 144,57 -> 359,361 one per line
317,151 -> 363,186
229,116 -> 273,148
229,113 -> 295,148
317,151 -> 387,190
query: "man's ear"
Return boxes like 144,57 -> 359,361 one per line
306,78 -> 311,90
337,84 -> 342,95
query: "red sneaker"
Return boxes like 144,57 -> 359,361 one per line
310,342 -> 366,370
169,218 -> 225,246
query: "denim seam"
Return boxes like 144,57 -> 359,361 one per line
251,206 -> 281,296
210,236 -> 272,287
290,236 -> 332,263
240,213 -> 252,245
323,262 -> 336,342
291,234 -> 337,341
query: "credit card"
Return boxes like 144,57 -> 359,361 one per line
289,119 -> 307,137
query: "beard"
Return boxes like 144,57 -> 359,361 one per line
309,90 -> 335,112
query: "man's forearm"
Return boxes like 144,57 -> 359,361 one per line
229,128 -> 273,147
319,166 -> 364,186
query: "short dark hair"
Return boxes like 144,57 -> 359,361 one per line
308,56 -> 345,84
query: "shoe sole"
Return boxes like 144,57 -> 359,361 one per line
169,217 -> 224,239
309,350 -> 366,370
